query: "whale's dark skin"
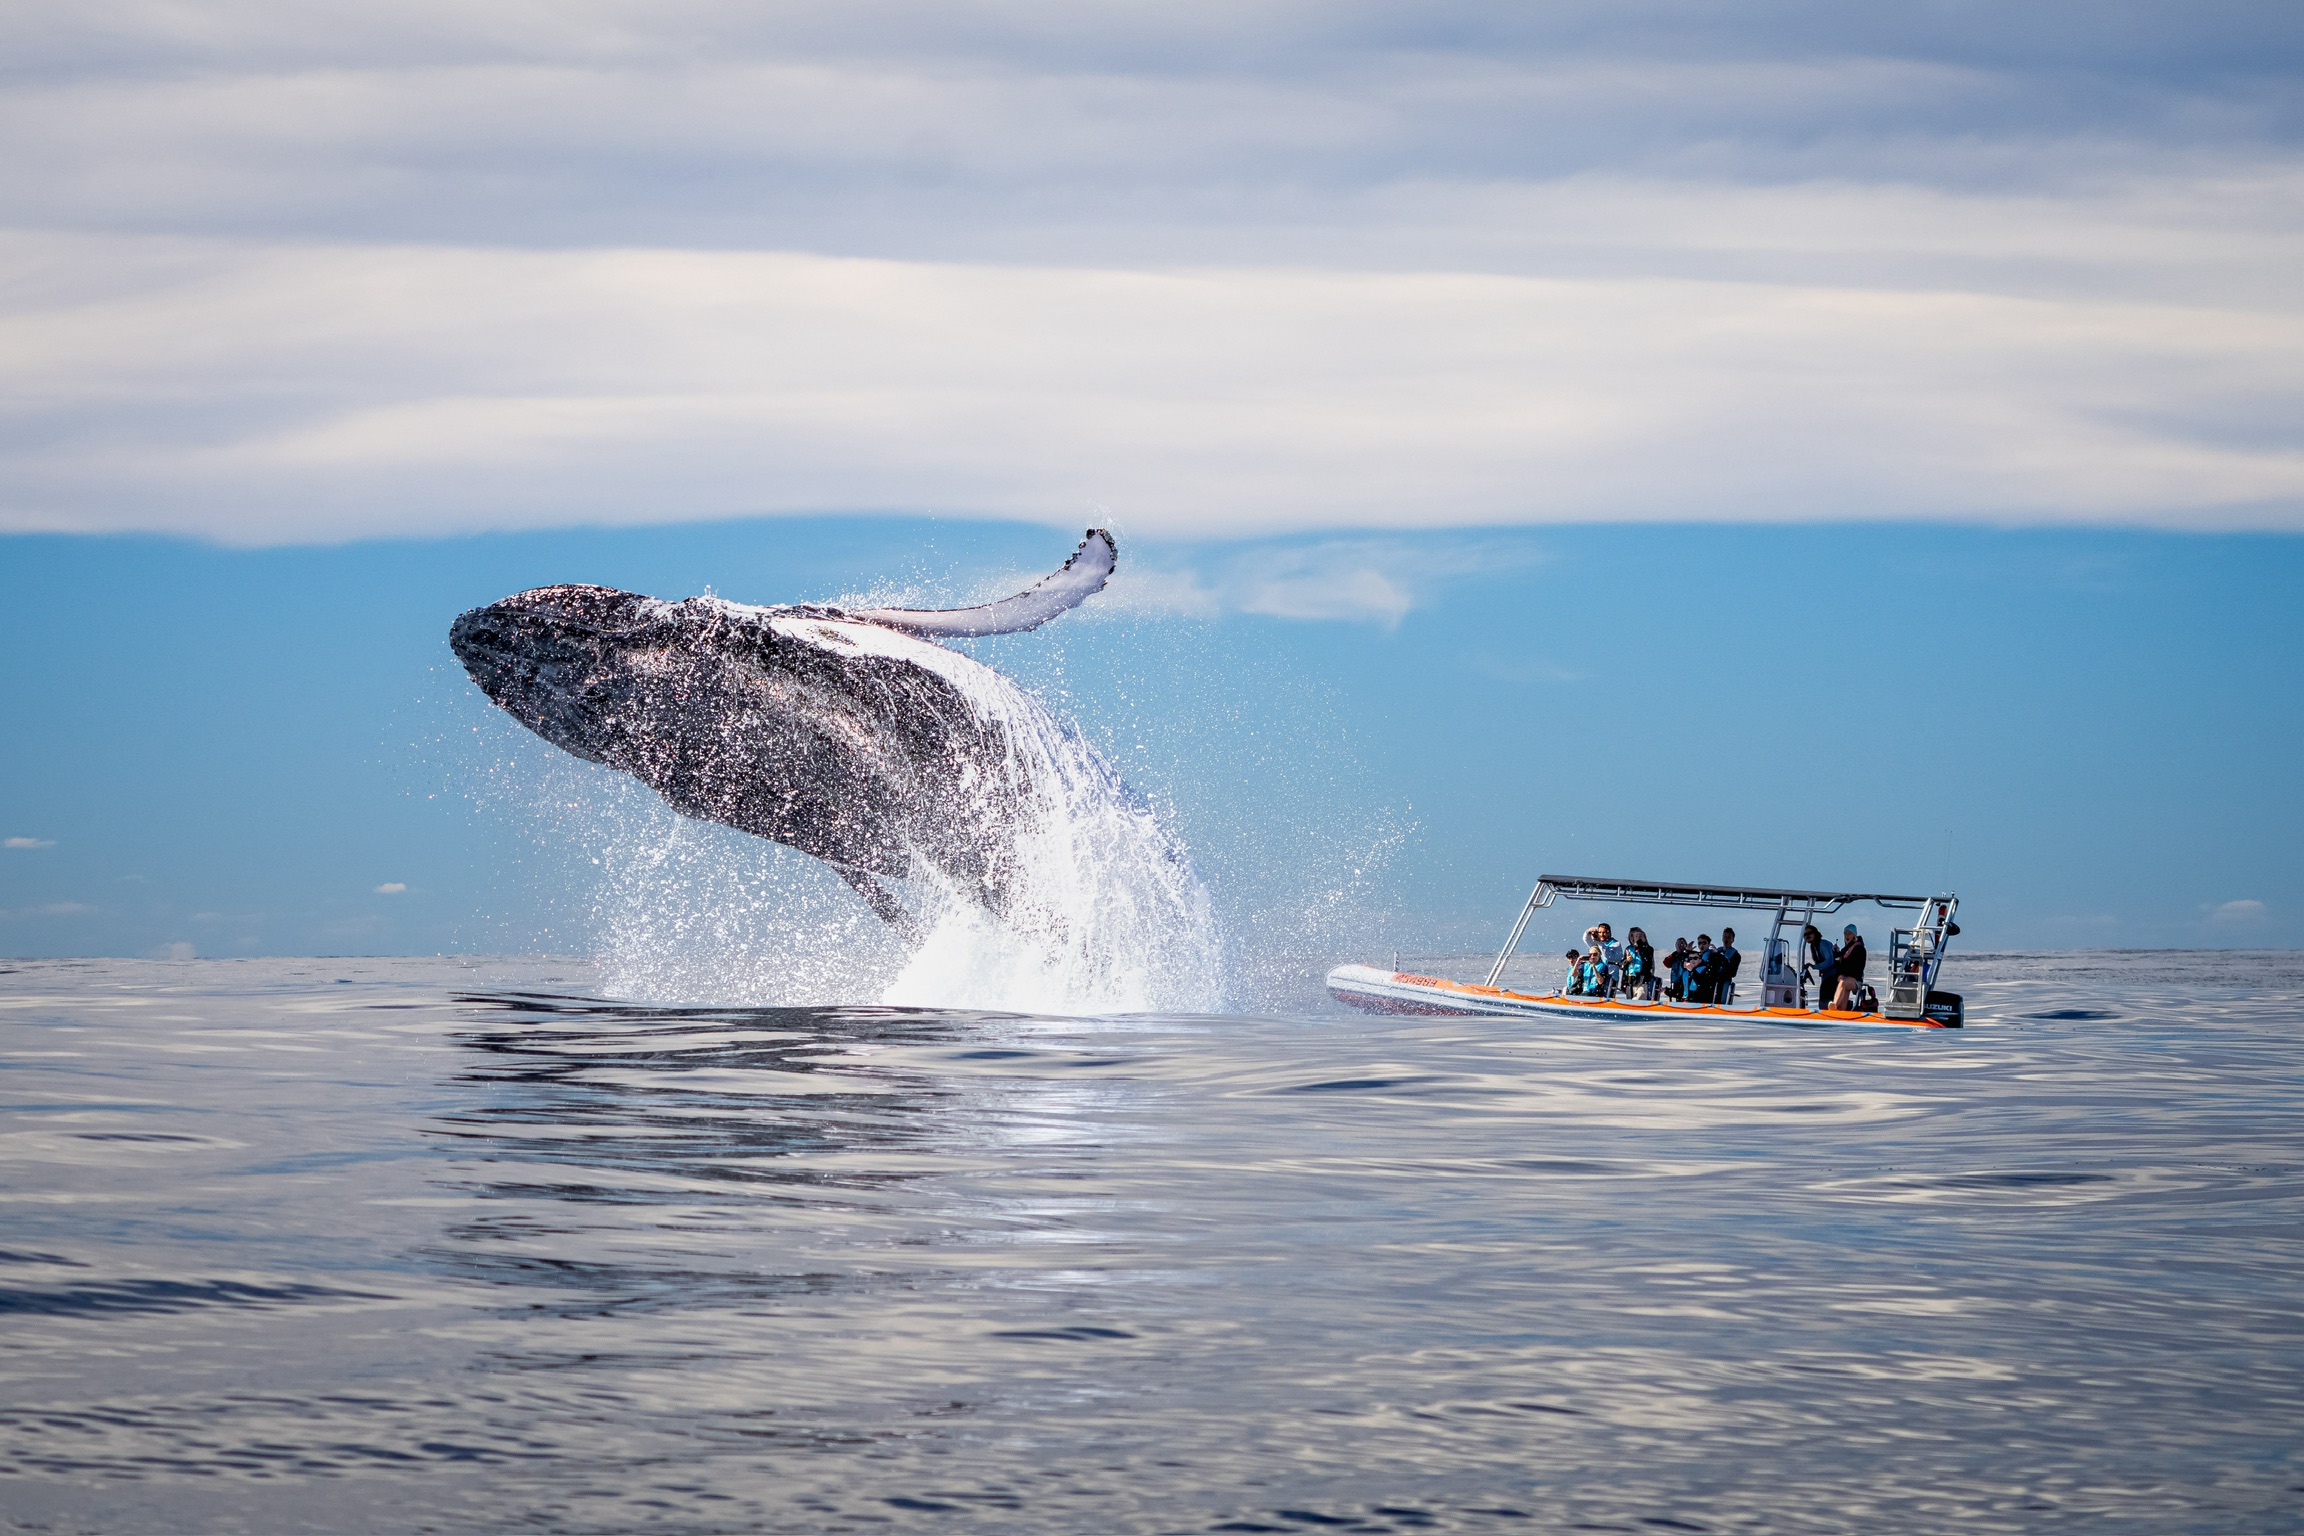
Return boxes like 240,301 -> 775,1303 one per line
449,530 -> 1116,925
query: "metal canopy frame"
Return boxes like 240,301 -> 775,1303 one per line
1510,875 -> 1931,914
1482,873 -> 1957,1020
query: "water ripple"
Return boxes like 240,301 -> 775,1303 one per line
0,952 -> 2300,1533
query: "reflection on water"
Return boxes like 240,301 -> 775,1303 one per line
1,953 -> 2302,1533
432,996 -> 968,1318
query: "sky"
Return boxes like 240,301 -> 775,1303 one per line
3,518 -> 2299,960
2,1 -> 2300,962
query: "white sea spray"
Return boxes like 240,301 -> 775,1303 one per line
490,619 -> 1223,1013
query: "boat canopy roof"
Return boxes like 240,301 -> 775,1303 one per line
1531,875 -> 1939,912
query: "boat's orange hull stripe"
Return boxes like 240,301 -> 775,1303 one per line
1374,973 -> 1948,1028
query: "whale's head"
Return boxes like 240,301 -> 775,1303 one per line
449,584 -> 673,768
450,584 -> 1023,898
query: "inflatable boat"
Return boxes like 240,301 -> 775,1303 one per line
1328,875 -> 1964,1029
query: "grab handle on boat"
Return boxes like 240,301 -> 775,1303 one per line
1483,881 -> 1553,988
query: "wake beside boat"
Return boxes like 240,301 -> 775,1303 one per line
1330,874 -> 1965,1029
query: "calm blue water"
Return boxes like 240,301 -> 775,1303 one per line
2,951 -> 2301,1534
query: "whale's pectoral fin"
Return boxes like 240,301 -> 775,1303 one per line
849,528 -> 1116,638
835,864 -> 923,939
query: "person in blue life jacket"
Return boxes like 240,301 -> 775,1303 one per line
1621,926 -> 1657,1001
1560,949 -> 1585,995
1689,933 -> 1719,1003
1715,927 -> 1742,1005
1831,924 -> 1868,1011
1577,946 -> 1609,998
1802,924 -> 1836,1010
1585,923 -> 1625,997
1665,936 -> 1693,1000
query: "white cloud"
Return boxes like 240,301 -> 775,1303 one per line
2206,899 -> 2267,924
4,836 -> 57,848
1236,566 -> 1412,627
0,5 -> 2290,265
1,231 -> 2297,544
152,941 -> 197,960
1096,566 -> 1223,620
374,881 -> 407,894
1224,540 -> 1484,626
0,3 -> 2297,543
1092,536 -> 1532,625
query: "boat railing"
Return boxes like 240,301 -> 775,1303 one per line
1882,895 -> 1960,1019
1482,873 -> 1957,1019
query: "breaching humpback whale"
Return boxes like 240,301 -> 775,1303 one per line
449,529 -> 1120,927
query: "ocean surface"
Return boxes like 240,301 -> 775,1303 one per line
2,950 -> 2301,1534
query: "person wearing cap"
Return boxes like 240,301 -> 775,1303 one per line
1830,923 -> 1868,1011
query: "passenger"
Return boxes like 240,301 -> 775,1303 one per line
1716,926 -> 1742,1006
1577,946 -> 1608,998
1593,922 -> 1625,997
1831,924 -> 1868,1011
1665,937 -> 1693,1001
1802,924 -> 1836,1010
1622,926 -> 1657,1001
1560,949 -> 1585,996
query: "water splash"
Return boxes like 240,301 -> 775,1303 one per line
484,628 -> 1223,1014
875,662 -> 1220,1015
585,804 -> 904,1006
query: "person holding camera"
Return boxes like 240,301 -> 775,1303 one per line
1802,924 -> 1836,1010
1689,934 -> 1719,1003
1664,937 -> 1694,1001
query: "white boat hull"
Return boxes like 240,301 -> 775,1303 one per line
1324,963 -> 1954,1029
